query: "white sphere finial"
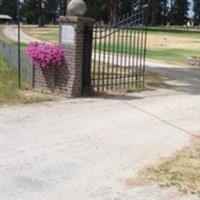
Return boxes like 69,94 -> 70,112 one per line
67,0 -> 87,16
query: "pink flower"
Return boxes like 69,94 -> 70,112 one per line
26,42 -> 65,68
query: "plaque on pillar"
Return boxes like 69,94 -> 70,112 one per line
61,25 -> 75,45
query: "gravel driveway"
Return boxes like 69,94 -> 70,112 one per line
1,66 -> 200,200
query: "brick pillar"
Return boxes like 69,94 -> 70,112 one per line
58,16 -> 94,97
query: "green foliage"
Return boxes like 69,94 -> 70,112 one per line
0,0 -> 16,19
43,0 -> 58,24
21,0 -> 37,24
156,0 -> 169,25
193,0 -> 200,25
85,0 -> 110,21
0,0 -> 199,26
170,0 -> 190,25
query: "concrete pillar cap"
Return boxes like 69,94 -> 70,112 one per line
67,0 -> 87,16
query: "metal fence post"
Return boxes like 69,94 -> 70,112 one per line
17,0 -> 21,88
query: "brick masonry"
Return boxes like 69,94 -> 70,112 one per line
33,16 -> 94,97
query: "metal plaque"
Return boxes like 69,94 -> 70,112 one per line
61,25 -> 75,44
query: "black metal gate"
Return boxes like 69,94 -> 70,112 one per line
83,1 -> 149,93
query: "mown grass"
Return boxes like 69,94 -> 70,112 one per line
22,26 -> 200,41
140,138 -> 200,196
147,48 -> 200,64
147,27 -> 200,38
22,26 -> 200,65
95,42 -> 200,64
93,27 -> 200,64
23,27 -> 58,42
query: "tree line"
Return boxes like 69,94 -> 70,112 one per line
0,0 -> 199,26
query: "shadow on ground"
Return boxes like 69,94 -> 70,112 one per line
83,66 -> 200,101
147,66 -> 200,95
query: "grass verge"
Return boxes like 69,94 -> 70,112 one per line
138,138 -> 200,196
0,56 -> 20,103
0,57 -> 57,104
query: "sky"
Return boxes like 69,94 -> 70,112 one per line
189,0 -> 194,17
168,0 -> 194,17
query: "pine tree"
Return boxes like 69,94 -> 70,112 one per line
157,0 -> 168,25
149,0 -> 161,25
85,0 -> 109,21
193,0 -> 200,25
170,0 -> 189,25
110,0 -> 119,21
43,0 -> 58,24
119,0 -> 133,15
21,0 -> 37,24
0,0 -> 17,19
36,0 -> 44,27
60,0 -> 67,16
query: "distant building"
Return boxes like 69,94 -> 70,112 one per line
0,14 -> 12,24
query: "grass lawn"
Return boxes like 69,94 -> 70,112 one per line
147,49 -> 200,64
23,26 -> 58,42
0,57 -> 57,104
22,26 -> 200,65
139,138 -> 200,195
147,27 -> 200,38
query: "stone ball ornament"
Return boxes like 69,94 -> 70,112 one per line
67,0 -> 87,16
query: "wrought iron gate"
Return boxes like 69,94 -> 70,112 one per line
83,1 -> 149,93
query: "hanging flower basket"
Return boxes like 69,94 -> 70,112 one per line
26,42 -> 65,68
27,42 -> 65,91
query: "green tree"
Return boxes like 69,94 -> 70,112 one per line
170,0 -> 189,25
85,0 -> 109,21
61,0 -> 67,15
43,0 -> 58,24
21,0 -> 37,24
193,0 -> 200,25
149,0 -> 161,25
0,0 -> 17,19
36,0 -> 44,27
156,0 -> 169,25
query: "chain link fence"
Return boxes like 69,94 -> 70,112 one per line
0,41 -> 33,85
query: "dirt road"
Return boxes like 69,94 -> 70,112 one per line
1,66 -> 200,200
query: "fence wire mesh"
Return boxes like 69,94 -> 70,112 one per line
0,41 -> 33,85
